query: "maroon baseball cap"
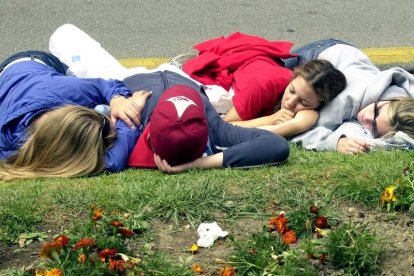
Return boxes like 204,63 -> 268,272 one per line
128,85 -> 208,167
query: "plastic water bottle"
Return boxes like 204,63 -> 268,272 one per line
67,55 -> 87,77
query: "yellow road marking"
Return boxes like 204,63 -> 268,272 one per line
119,47 -> 414,68
362,47 -> 414,64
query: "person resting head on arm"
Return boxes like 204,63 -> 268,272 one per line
126,82 -> 290,174
255,59 -> 346,138
337,98 -> 414,154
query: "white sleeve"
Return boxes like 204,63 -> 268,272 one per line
291,121 -> 372,151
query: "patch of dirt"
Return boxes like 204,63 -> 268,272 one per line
2,205 -> 413,275
0,241 -> 39,271
150,217 -> 263,275
334,203 -> 414,276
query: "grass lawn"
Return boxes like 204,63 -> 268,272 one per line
1,145 -> 413,275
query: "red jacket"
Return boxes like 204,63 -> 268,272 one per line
183,32 -> 295,120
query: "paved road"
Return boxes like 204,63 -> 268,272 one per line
1,0 -> 414,63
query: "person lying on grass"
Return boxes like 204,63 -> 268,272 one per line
281,39 -> 414,154
0,55 -> 289,181
48,25 -> 346,140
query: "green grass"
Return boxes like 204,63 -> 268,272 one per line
0,145 -> 413,274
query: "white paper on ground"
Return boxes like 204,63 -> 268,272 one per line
196,222 -> 228,248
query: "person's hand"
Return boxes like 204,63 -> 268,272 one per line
109,95 -> 141,129
154,154 -> 197,173
130,90 -> 152,114
337,137 -> 370,154
268,108 -> 295,125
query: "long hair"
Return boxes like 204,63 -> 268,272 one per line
386,98 -> 414,139
294,59 -> 347,106
0,105 -> 115,181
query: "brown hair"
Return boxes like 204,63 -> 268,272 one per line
386,98 -> 414,139
294,59 -> 346,106
0,105 -> 115,181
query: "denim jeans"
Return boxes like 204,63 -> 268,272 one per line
0,50 -> 68,75
283,39 -> 353,69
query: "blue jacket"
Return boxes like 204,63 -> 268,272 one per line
0,61 -> 137,171
124,71 -> 290,167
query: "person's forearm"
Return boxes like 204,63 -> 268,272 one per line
229,115 -> 273,128
186,153 -> 224,169
259,122 -> 302,138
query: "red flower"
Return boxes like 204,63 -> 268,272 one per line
314,216 -> 328,229
39,241 -> 63,259
108,259 -> 126,272
92,208 -> 104,221
98,248 -> 117,262
54,235 -> 69,247
282,230 -> 297,245
118,227 -> 135,237
319,253 -> 327,265
268,213 -> 288,234
309,205 -> 319,214
110,220 -> 124,228
72,238 -> 96,250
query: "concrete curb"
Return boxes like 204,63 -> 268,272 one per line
118,47 -> 414,69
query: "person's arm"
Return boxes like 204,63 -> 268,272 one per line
154,153 -> 224,173
104,120 -> 140,172
225,107 -> 295,128
337,137 -> 369,154
210,103 -> 290,167
259,109 -> 319,138
291,120 -> 371,152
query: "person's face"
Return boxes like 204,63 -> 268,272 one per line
357,101 -> 392,138
281,76 -> 320,113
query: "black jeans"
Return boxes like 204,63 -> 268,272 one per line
0,50 -> 68,75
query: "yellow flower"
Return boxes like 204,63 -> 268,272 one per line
189,243 -> 199,254
380,185 -> 397,203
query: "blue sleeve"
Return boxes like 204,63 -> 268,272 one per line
50,76 -> 131,106
105,121 -> 139,172
206,103 -> 290,167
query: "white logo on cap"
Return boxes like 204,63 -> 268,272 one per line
166,96 -> 197,118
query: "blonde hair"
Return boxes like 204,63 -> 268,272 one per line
0,105 -> 115,181
386,98 -> 414,139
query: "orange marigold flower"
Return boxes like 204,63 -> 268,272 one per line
98,248 -> 117,262
380,185 -> 397,203
220,266 -> 236,276
314,216 -> 328,229
110,220 -> 124,228
282,230 -> 297,245
39,241 -> 62,259
45,269 -> 62,276
192,263 -> 204,273
268,213 -> 288,234
78,253 -> 87,264
108,259 -> 126,272
72,238 -> 96,250
118,227 -> 135,237
92,208 -> 104,221
54,235 -> 69,247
